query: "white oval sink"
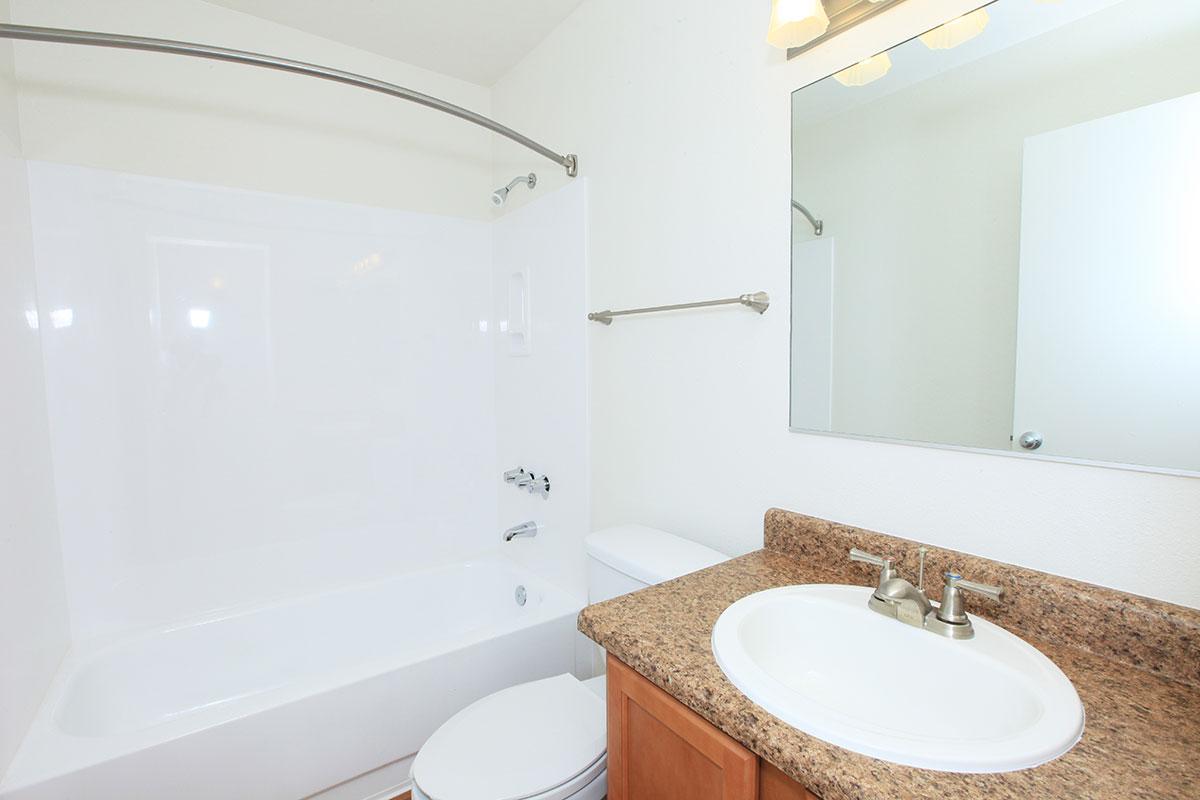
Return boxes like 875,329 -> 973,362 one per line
711,584 -> 1084,773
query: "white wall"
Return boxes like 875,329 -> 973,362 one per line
27,162 -> 499,640
492,0 -> 1200,608
493,181 -> 590,599
8,0 -> 495,219
0,0 -> 71,779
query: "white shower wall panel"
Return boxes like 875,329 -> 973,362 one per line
26,161 -> 499,641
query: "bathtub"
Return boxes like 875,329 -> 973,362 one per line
0,552 -> 582,800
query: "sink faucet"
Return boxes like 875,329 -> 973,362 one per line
850,548 -> 932,627
849,548 -> 1003,639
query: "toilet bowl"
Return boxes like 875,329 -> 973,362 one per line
409,525 -> 727,800
411,674 -> 608,800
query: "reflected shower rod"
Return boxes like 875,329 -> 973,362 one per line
0,23 -> 579,177
792,200 -> 822,236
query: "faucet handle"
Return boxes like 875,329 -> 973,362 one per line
936,572 -> 1003,625
849,548 -> 892,569
954,576 -> 1003,602
504,468 -> 534,488
849,548 -> 899,592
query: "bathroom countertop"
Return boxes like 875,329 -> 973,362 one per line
579,513 -> 1200,800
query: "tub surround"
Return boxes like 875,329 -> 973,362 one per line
578,509 -> 1200,800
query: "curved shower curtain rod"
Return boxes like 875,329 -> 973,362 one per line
0,23 -> 579,177
791,200 -> 823,236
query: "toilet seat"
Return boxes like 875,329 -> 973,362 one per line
412,761 -> 605,800
411,674 -> 607,800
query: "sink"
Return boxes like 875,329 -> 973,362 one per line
711,584 -> 1084,773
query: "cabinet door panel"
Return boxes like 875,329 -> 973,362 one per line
607,654 -> 758,800
760,760 -> 821,800
627,700 -> 726,800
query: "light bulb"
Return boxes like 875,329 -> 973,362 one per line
919,8 -> 990,50
767,0 -> 830,49
833,53 -> 893,87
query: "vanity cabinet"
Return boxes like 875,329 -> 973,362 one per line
606,655 -> 820,800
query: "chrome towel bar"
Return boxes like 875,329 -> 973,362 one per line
588,292 -> 769,325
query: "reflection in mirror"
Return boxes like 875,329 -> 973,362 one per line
789,0 -> 1200,473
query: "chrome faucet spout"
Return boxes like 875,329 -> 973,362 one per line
503,521 -> 539,542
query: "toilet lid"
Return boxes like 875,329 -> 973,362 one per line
412,674 -> 607,800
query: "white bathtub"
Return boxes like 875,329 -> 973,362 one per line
0,553 -> 582,800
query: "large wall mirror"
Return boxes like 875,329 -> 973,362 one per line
789,0 -> 1199,474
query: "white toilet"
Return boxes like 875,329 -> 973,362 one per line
410,525 -> 727,800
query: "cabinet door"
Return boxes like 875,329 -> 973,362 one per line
607,654 -> 758,800
760,761 -> 821,800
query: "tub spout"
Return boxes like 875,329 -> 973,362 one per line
503,521 -> 539,542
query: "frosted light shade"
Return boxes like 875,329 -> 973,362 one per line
833,53 -> 892,87
767,0 -> 830,49
919,9 -> 990,50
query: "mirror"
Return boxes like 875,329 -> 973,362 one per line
789,0 -> 1200,474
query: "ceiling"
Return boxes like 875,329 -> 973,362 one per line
202,0 -> 585,86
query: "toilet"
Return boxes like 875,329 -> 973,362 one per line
410,525 -> 728,800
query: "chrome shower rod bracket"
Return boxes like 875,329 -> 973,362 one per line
0,23 -> 580,177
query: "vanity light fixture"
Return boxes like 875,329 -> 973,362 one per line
833,52 -> 892,86
919,8 -> 990,50
781,0 -> 909,58
767,0 -> 830,50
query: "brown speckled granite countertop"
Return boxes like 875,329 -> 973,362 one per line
579,511 -> 1200,800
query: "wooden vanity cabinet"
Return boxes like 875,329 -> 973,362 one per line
606,655 -> 820,800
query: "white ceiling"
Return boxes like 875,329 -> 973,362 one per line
202,0 -> 585,86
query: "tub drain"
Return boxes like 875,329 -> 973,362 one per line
514,585 -> 527,606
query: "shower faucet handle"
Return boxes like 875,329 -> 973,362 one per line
503,467 -> 550,497
503,468 -> 533,488
528,475 -> 550,498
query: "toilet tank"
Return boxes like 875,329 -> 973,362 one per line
585,525 -> 728,604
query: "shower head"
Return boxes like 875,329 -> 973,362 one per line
492,173 -> 537,206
